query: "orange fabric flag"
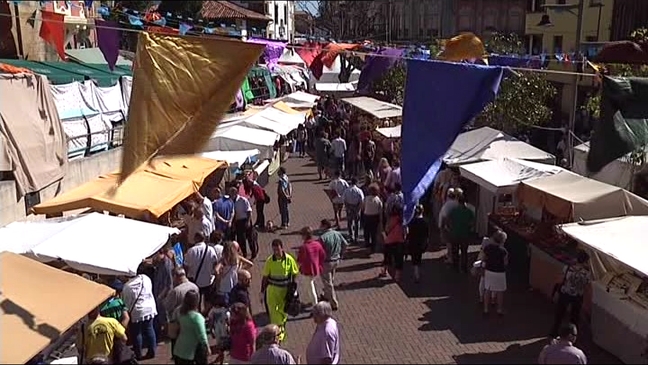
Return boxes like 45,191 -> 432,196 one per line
321,43 -> 359,68
146,26 -> 179,35
438,33 -> 487,63
39,11 -> 67,60
119,32 -> 264,183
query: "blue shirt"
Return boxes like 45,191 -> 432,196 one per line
213,196 -> 234,232
173,243 -> 184,267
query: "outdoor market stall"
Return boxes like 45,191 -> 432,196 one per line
205,125 -> 279,160
0,213 -> 178,276
31,156 -> 226,219
265,91 -> 319,110
493,171 -> 648,303
561,216 -> 648,364
0,251 -> 114,364
445,127 -> 555,166
572,141 -> 636,190
341,96 -> 403,120
315,81 -> 358,97
459,158 -> 562,235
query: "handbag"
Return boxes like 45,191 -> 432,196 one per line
167,320 -> 180,340
284,277 -> 301,317
552,266 -> 571,303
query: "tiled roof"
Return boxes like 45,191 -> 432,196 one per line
200,1 -> 271,21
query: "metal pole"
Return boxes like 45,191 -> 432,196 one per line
568,0 -> 584,167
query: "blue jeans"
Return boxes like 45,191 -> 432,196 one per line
278,197 -> 290,226
130,317 -> 157,359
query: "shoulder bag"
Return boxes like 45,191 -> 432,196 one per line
189,246 -> 210,285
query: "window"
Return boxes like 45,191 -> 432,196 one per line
585,35 -> 598,42
284,4 -> 288,28
274,3 -> 278,24
24,191 -> 41,216
557,0 -> 566,4
553,35 -> 563,53
527,0 -> 546,12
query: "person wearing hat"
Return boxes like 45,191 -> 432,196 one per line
100,279 -> 130,328
538,323 -> 587,364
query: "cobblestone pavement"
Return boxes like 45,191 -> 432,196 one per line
146,155 -> 618,364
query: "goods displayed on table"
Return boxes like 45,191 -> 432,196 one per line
490,210 -> 579,265
602,272 -> 648,309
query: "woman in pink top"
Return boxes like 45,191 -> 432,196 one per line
380,210 -> 405,282
229,303 -> 256,364
297,226 -> 327,306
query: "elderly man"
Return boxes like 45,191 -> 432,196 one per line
229,269 -> 252,308
318,219 -> 347,311
231,186 -> 254,258
250,324 -> 298,364
306,301 -> 340,365
538,324 -> 588,364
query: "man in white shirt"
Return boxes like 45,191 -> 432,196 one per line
122,265 -> 159,360
327,170 -> 349,227
184,205 -> 213,245
184,232 -> 223,310
230,187 -> 254,258
384,160 -> 401,192
331,132 -> 347,174
342,177 -> 365,243
439,188 -> 459,264
198,192 -> 214,227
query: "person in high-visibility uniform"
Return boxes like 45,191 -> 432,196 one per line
261,238 -> 299,342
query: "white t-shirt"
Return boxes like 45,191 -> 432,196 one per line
185,243 -> 223,288
328,178 -> 349,205
218,262 -> 242,294
185,215 -> 214,244
203,196 -> 214,225
331,138 -> 347,158
123,274 -> 158,323
363,195 -> 383,216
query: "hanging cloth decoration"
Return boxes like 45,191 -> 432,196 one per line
39,11 -> 67,60
357,48 -> 405,93
96,19 -> 121,71
247,38 -> 286,71
179,23 -> 193,36
438,33 -> 488,63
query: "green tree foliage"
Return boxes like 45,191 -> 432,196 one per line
475,32 -> 557,135
157,1 -> 204,18
474,72 -> 556,135
371,62 -> 406,105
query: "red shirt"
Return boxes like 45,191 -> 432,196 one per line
251,184 -> 265,202
297,239 -> 326,276
230,319 -> 257,361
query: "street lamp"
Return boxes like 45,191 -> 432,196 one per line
538,0 -> 585,166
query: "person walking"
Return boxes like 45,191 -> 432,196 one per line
173,290 -> 210,364
261,239 -> 300,342
539,324 -> 588,364
229,303 -> 257,364
342,177 -> 364,243
231,187 -> 254,258
380,209 -> 405,282
439,188 -> 459,265
306,302 -> 340,365
406,205 -> 429,283
550,250 -> 591,337
361,183 -> 383,253
446,192 -> 475,273
296,226 -> 327,306
184,232 -> 223,311
251,324 -> 298,364
248,179 -> 269,231
318,219 -> 347,311
331,132 -> 347,174
295,124 -> 307,157
315,132 -> 332,180
327,170 -> 349,228
482,231 -> 509,316
122,265 -> 158,360
277,167 -> 293,229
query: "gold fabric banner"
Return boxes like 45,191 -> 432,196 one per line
120,32 -> 264,183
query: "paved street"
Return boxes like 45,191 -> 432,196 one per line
149,155 -> 618,364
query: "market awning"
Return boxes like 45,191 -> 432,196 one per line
341,96 -> 402,119
0,213 -> 179,276
315,82 -> 357,92
518,170 -> 648,221
32,156 -> 226,218
0,251 -> 114,364
203,149 -> 260,167
459,158 -> 562,194
0,59 -> 85,85
376,125 -> 401,138
65,48 -> 133,67
42,61 -> 121,87
560,216 -> 648,276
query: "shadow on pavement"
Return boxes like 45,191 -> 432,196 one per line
336,276 -> 389,291
453,339 -> 547,364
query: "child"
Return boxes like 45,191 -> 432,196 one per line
207,294 -> 230,365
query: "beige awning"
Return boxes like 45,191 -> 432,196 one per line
0,252 -> 114,364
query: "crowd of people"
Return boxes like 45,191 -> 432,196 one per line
75,95 -> 592,365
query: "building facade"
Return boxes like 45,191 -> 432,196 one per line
231,0 -> 295,41
2,0 -> 96,61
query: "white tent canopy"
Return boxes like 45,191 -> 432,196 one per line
376,125 -> 402,138
460,158 -> 562,194
266,91 -> 320,109
315,82 -> 358,92
278,49 -> 306,66
572,142 -> 636,190
205,125 -> 278,160
342,96 -> 403,119
445,127 -> 555,165
560,216 -> 648,276
0,213 -> 179,276
202,149 -> 260,168
236,113 -> 295,135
